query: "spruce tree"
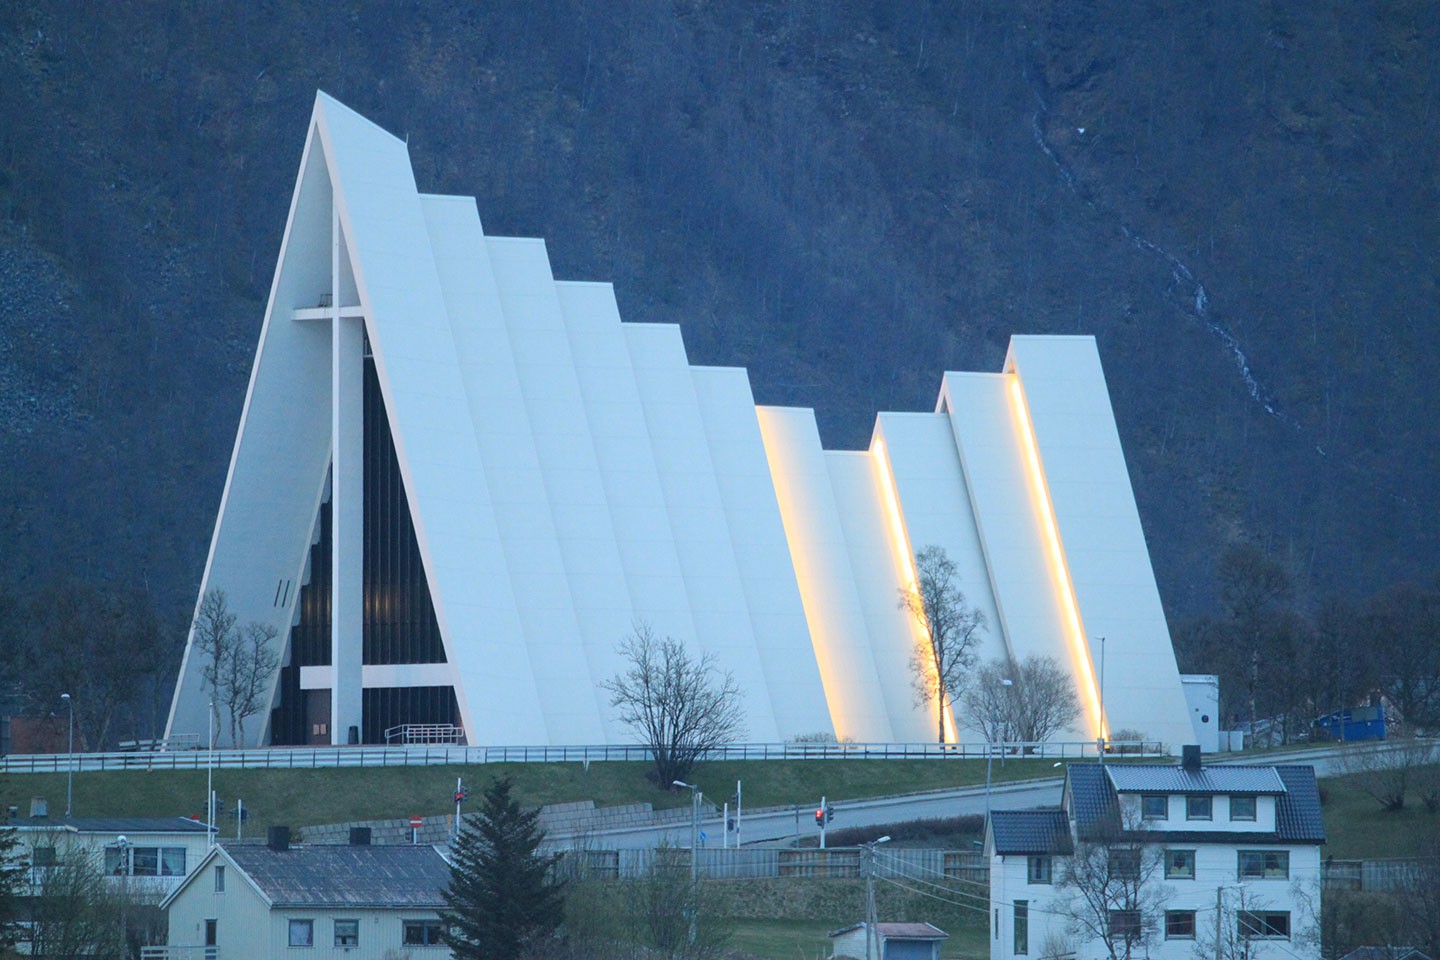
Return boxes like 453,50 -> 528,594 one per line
441,777 -> 565,960
0,823 -> 25,956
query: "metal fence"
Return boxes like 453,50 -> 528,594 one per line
0,738 -> 1159,774
555,845 -> 990,882
1322,857 -> 1438,893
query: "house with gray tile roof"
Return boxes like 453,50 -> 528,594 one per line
987,748 -> 1323,960
158,832 -> 454,958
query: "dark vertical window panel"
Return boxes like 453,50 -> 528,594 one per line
270,497 -> 334,745
362,354 -> 446,666
362,686 -> 459,744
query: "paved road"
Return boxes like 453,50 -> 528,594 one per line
546,740 -> 1438,851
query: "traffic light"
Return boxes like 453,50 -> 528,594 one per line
454,788 -> 468,804
826,803 -> 836,825
814,808 -> 825,827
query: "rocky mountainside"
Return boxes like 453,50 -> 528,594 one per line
1,0 -> 1436,623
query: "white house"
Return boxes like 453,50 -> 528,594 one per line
7,808 -> 214,904
987,748 -> 1325,960
159,832 -> 453,958
165,92 -> 1201,752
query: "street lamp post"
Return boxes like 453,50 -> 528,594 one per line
672,781 -> 701,881
861,835 -> 891,960
116,835 -> 130,957
60,693 -> 74,817
984,678 -> 1014,829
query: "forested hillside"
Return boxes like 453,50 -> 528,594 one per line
1,2 -> 1436,741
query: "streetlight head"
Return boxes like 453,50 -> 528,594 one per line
875,835 -> 891,845
672,780 -> 694,789
117,835 -> 127,846
1000,679 -> 1014,687
60,693 -> 71,701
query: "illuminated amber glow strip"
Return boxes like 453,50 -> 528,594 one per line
872,437 -> 958,743
1007,376 -> 1108,739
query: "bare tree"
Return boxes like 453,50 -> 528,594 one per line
193,589 -> 237,746
961,655 -> 1081,745
1055,816 -> 1169,960
26,841 -> 130,960
898,545 -> 986,743
602,623 -> 744,787
1336,734 -> 1440,812
193,589 -> 281,747
219,621 -> 280,747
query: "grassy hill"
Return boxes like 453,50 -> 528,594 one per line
4,756 -> 1434,860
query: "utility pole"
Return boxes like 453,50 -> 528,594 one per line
1215,885 -> 1223,960
863,836 -> 891,960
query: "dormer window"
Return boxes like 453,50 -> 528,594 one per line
1141,795 -> 1168,820
1185,795 -> 1212,820
1230,795 -> 1257,821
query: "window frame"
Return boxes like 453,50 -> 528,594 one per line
333,919 -> 359,948
1014,900 -> 1029,956
1185,794 -> 1213,820
1141,794 -> 1169,820
1229,795 -> 1258,821
288,919 -> 315,948
1165,910 -> 1197,940
1109,848 -> 1141,881
403,920 -> 445,946
1026,856 -> 1053,885
1164,848 -> 1196,880
1238,910 -> 1291,940
1237,849 -> 1290,880
1107,909 -> 1143,938
214,865 -> 225,892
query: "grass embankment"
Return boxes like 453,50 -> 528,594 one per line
0,756 -> 1065,837
1318,767 -> 1440,859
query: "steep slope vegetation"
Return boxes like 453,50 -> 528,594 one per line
0,0 -> 1435,626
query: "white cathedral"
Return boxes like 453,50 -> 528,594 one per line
166,93 -> 1202,750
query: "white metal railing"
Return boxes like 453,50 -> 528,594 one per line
0,739 -> 1163,774
385,723 -> 465,745
141,948 -> 217,959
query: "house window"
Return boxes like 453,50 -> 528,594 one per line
334,919 -> 359,947
1164,849 -> 1195,880
1141,794 -> 1168,819
1186,795 -> 1212,820
32,846 -> 58,867
104,846 -> 187,877
1230,796 -> 1257,821
1108,910 -> 1142,938
1014,900 -> 1029,955
1238,911 -> 1291,939
215,865 -> 225,892
288,919 -> 314,947
403,920 -> 444,945
1027,856 -> 1052,884
161,848 -> 187,876
1238,850 -> 1289,880
1109,848 -> 1141,881
1165,910 -> 1197,939
131,847 -> 161,876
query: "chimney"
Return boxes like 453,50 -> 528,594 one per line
268,826 -> 291,852
30,797 -> 48,819
348,827 -> 372,846
1182,744 -> 1202,773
